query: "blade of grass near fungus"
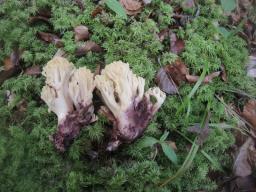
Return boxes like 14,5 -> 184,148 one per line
160,104 -> 212,187
175,129 -> 223,171
177,63 -> 207,117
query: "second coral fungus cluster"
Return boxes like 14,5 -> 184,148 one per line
41,57 -> 165,152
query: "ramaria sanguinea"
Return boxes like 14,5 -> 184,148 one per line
95,61 -> 166,151
41,56 -> 96,152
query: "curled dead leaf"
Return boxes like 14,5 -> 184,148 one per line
37,8 -> 52,18
165,59 -> 188,86
74,25 -> 90,41
120,0 -> 142,15
29,16 -> 51,26
37,32 -> 64,48
186,71 -> 221,84
75,41 -> 103,56
3,49 -> 21,70
156,59 -> 222,94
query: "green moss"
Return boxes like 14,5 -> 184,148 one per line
0,0 -> 253,191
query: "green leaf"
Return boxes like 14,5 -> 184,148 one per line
141,136 -> 159,148
161,142 -> 177,164
220,0 -> 236,12
105,0 -> 127,19
160,131 -> 169,142
218,27 -> 231,38
160,141 -> 198,187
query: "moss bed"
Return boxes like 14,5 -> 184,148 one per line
0,0 -> 255,191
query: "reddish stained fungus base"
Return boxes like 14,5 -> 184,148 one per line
51,104 -> 95,152
101,96 -> 155,151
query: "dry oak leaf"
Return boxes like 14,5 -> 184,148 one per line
156,60 -> 188,94
120,0 -> 142,15
156,67 -> 178,95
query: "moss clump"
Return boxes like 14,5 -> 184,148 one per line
0,0 -> 254,191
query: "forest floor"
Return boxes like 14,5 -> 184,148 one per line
0,0 -> 256,191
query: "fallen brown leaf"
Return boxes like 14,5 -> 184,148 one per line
165,59 -> 188,85
24,65 -> 41,76
74,25 -> 90,41
186,71 -> 221,83
169,31 -> 185,55
156,59 -> 222,94
155,67 -> 179,95
29,16 -> 51,26
240,99 -> 256,130
0,49 -> 22,85
75,41 -> 103,56
3,49 -> 21,70
37,32 -> 63,48
37,8 -> 52,18
233,138 -> 256,177
120,0 -> 142,15
231,175 -> 256,192
156,59 -> 188,94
